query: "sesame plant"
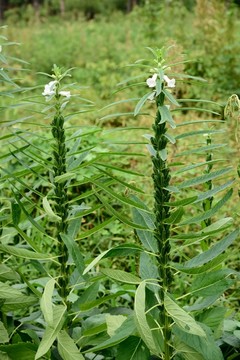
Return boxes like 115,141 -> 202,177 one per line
83,47 -> 240,359
0,27 -> 240,360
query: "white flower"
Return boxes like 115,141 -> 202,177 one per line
59,91 -> 71,99
163,75 -> 175,88
42,80 -> 57,97
146,73 -> 158,88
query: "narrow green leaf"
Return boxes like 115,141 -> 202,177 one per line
164,196 -> 197,207
101,269 -> 141,284
158,105 -> 176,128
61,234 -> 85,275
0,244 -> 53,261
134,281 -> 162,356
195,179 -> 235,203
40,278 -> 55,326
190,269 -> 235,297
83,244 -> 142,275
162,88 -> 180,106
76,216 -> 116,240
57,330 -> 84,360
176,143 -> 226,157
0,322 -> 9,344
180,189 -> 233,225
42,197 -> 61,221
178,168 -> 232,189
134,92 -> 153,116
165,207 -> 184,224
181,229 -> 239,269
95,193 -> 149,230
0,264 -> 20,282
11,203 -> 21,226
88,316 -> 136,352
164,293 -> 206,337
35,305 -> 66,360
90,178 -> 150,212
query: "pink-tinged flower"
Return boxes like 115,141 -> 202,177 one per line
146,73 -> 158,88
163,75 -> 175,88
59,91 -> 71,99
42,80 -> 57,97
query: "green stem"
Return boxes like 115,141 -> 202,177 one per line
151,92 -> 172,360
51,113 -> 70,307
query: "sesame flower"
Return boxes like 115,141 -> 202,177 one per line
163,75 -> 175,88
59,91 -> 71,99
42,80 -> 57,98
146,73 -> 158,88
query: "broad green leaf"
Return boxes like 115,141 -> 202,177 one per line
139,252 -> 159,293
61,234 -> 85,275
2,295 -> 37,312
164,293 -> 206,337
78,291 -> 128,312
198,307 -> 226,333
116,336 -> 150,360
0,244 -> 53,261
40,278 -> 55,325
0,343 -> 37,360
181,229 -> 239,269
134,92 -> 153,116
106,314 -> 127,337
101,269 -> 141,284
89,316 -> 136,352
134,281 -> 162,356
173,326 -> 224,360
57,330 -> 84,360
175,339 -> 204,360
42,196 -> 61,221
35,305 -> 66,359
0,321 -> 9,343
180,189 -> 233,225
0,282 -> 26,298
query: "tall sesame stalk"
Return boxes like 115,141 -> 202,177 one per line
42,66 -> 72,306
151,91 -> 173,360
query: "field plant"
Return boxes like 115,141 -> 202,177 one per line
0,30 -> 240,360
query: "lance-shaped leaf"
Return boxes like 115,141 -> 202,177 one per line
35,305 -> 66,359
164,293 -> 206,337
101,268 -> 141,285
57,330 -> 84,360
40,278 -> 55,325
134,281 -> 163,356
